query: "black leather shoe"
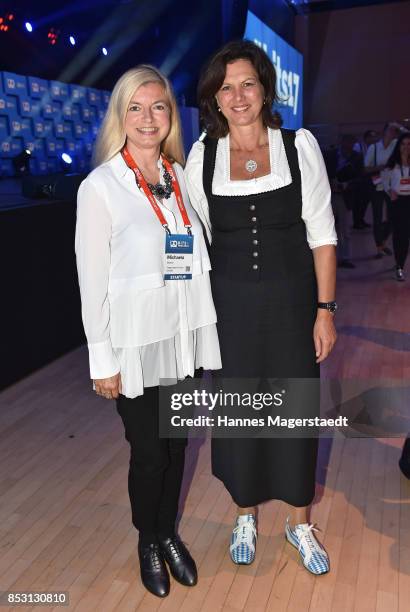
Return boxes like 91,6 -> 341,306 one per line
138,542 -> 170,597
159,535 -> 198,586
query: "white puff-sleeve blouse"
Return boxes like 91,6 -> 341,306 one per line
184,127 -> 337,249
75,152 -> 221,398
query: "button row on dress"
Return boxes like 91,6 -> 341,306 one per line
250,206 -> 258,271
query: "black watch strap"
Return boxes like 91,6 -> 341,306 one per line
318,301 -> 338,313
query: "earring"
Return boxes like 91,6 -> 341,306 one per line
218,107 -> 221,112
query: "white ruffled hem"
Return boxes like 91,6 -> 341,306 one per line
114,324 -> 221,398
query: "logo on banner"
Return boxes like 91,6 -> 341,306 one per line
253,43 -> 300,117
244,11 -> 303,129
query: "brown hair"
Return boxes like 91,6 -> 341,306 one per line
198,40 -> 279,139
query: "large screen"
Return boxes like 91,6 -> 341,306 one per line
244,11 -> 303,130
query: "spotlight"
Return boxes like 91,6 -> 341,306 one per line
12,149 -> 31,175
61,153 -> 72,165
48,28 -> 59,45
102,47 -> 108,56
69,35 -> 75,46
25,22 -> 33,32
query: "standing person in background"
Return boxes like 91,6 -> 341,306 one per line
353,129 -> 378,229
186,40 -> 337,576
75,65 -> 221,598
354,129 -> 378,158
324,135 -> 363,269
384,133 -> 410,281
364,122 -> 401,258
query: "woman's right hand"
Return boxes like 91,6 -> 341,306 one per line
94,373 -> 122,400
391,189 -> 398,201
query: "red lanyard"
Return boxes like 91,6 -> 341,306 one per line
122,146 -> 192,234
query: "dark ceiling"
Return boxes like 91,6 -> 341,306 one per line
287,0 -> 408,13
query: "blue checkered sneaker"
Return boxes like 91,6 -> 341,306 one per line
229,514 -> 257,565
285,517 -> 329,575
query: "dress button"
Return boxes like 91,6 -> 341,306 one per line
253,239 -> 258,245
253,252 -> 259,257
251,216 -> 257,223
252,264 -> 259,270
249,204 -> 256,211
252,228 -> 257,234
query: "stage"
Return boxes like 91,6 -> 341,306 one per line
0,177 -> 85,391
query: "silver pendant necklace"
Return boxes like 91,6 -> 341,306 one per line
245,159 -> 258,173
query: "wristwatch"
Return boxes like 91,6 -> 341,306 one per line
317,301 -> 338,313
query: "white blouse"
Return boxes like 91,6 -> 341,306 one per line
75,152 -> 221,399
364,139 -> 397,192
383,164 -> 410,196
184,127 -> 337,249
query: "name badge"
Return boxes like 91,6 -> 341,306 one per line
164,233 -> 194,280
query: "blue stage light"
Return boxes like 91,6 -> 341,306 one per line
69,35 -> 76,46
61,153 -> 72,164
25,22 -> 33,32
102,47 -> 108,56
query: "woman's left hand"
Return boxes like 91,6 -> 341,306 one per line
313,312 -> 337,363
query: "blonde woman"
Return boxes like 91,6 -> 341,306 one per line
75,65 -> 221,598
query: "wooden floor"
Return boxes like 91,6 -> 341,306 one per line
1,224 -> 409,612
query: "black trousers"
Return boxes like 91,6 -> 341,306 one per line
391,196 -> 410,268
116,386 -> 187,544
371,190 -> 392,247
352,179 -> 371,226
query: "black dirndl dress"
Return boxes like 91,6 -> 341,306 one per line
203,128 -> 320,508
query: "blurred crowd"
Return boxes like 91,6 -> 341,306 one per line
323,122 -> 410,281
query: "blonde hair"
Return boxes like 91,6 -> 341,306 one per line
93,65 -> 185,167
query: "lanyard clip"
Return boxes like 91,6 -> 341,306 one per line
187,226 -> 192,236
163,224 -> 171,235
